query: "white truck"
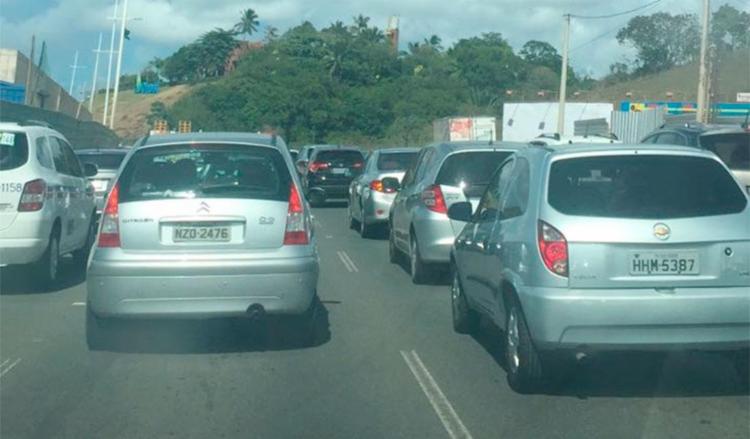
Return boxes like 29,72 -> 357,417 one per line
433,117 -> 497,142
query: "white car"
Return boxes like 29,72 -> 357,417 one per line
531,133 -> 622,145
0,122 -> 98,288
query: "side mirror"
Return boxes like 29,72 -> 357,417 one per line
83,162 -> 98,177
381,177 -> 401,192
296,160 -> 308,174
447,201 -> 473,222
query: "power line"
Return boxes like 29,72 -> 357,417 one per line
570,0 -> 663,20
570,1 -> 664,52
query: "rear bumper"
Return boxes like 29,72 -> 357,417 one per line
0,214 -> 51,266
413,211 -> 458,264
520,285 -> 750,352
87,256 -> 319,319
307,184 -> 350,199
362,191 -> 396,224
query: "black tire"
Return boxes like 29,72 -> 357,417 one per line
35,229 -> 60,290
86,306 -> 114,351
308,191 -> 325,207
348,205 -> 357,230
410,234 -> 429,285
388,224 -> 400,264
505,295 -> 544,393
451,268 -> 479,334
296,295 -> 322,347
73,216 -> 96,268
732,350 -> 749,389
359,215 -> 372,238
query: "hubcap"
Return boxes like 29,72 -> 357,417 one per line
507,308 -> 521,374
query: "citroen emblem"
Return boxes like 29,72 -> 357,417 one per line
653,223 -> 670,240
197,202 -> 210,214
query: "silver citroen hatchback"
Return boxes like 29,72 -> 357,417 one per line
86,133 -> 320,349
449,143 -> 750,393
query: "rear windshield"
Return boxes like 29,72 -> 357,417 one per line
76,152 -> 126,170
377,152 -> 417,171
118,144 -> 292,203
549,155 -> 747,219
314,150 -> 364,167
436,151 -> 513,197
700,132 -> 750,171
0,131 -> 29,171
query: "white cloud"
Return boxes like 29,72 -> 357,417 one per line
0,0 -> 720,90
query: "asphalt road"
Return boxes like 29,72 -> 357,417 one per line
1,206 -> 749,439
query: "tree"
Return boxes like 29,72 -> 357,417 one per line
264,26 -> 279,43
712,5 -> 750,51
616,12 -> 700,75
234,8 -> 260,40
146,101 -> 173,127
520,40 -> 562,73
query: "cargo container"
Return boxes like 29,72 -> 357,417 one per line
433,117 -> 497,142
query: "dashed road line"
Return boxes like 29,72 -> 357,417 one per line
72,302 -> 86,306
0,358 -> 22,379
401,350 -> 473,439
336,250 -> 359,273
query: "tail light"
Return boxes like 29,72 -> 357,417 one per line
18,179 -> 46,212
538,220 -> 568,277
421,185 -> 447,214
283,184 -> 309,245
353,161 -> 364,169
370,179 -> 397,194
98,183 -> 120,248
308,161 -> 329,173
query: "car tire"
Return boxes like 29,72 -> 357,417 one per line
73,216 -> 96,268
86,306 -> 114,351
348,205 -> 357,230
410,234 -> 429,285
359,216 -> 372,238
451,268 -> 479,334
388,224 -> 400,264
731,350 -> 749,389
505,296 -> 544,394
308,191 -> 325,207
35,229 -> 60,291
296,295 -> 322,347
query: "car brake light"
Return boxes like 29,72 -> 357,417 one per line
421,185 -> 447,214
538,220 -> 568,277
18,179 -> 46,212
308,161 -> 329,173
370,179 -> 396,193
353,161 -> 364,169
284,184 -> 309,245
98,183 -> 120,247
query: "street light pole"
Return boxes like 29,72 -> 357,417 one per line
88,33 -> 103,112
68,50 -> 81,95
557,14 -> 571,136
109,0 -> 129,130
696,0 -> 711,123
103,0 -> 119,126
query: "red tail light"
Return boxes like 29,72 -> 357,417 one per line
284,184 -> 309,245
353,161 -> 364,169
421,185 -> 447,214
18,179 -> 46,212
98,183 -> 120,248
538,220 -> 568,277
370,180 -> 384,192
308,161 -> 329,173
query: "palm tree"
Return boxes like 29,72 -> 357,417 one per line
234,9 -> 259,40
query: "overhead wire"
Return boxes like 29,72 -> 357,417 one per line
569,0 -> 663,20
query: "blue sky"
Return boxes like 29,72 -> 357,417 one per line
1,0 -> 741,100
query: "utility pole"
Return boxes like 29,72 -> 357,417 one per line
109,0 -> 128,129
696,0 -> 711,123
103,0 -> 119,125
68,51 -> 85,96
24,35 -> 35,105
88,33 -> 103,112
557,14 -> 571,136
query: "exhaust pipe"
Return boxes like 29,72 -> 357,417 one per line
246,304 -> 266,321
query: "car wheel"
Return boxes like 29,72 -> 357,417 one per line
35,229 -> 60,290
410,235 -> 429,285
731,350 -> 749,389
296,295 -> 322,347
388,224 -> 400,264
359,215 -> 372,238
73,216 -> 96,268
309,191 -> 325,207
348,205 -> 357,230
505,296 -> 544,393
86,306 -> 114,351
451,268 -> 479,334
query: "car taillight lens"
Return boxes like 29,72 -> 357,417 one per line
353,161 -> 364,169
18,179 -> 46,212
308,161 -> 329,173
421,185 -> 447,214
370,180 -> 384,192
98,183 -> 120,248
284,184 -> 309,245
538,220 -> 568,277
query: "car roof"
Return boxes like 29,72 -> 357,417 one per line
536,142 -> 720,158
0,121 -> 57,136
311,145 -> 362,153
374,147 -> 420,154
429,141 -> 527,155
75,148 -> 129,154
134,132 -> 283,149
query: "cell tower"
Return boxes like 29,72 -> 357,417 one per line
386,16 -> 399,54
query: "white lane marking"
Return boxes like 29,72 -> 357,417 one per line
72,302 -> 86,306
337,251 -> 355,273
325,235 -> 333,239
0,358 -> 22,378
339,250 -> 359,272
0,359 -> 9,369
401,350 -> 473,439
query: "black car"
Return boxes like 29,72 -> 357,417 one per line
641,122 -> 749,192
301,146 -> 365,206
